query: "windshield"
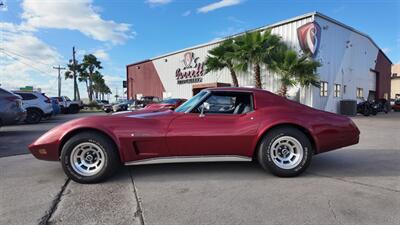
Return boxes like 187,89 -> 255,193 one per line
175,91 -> 208,113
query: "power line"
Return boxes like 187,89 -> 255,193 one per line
1,51 -> 55,77
0,48 -> 54,67
1,51 -> 59,94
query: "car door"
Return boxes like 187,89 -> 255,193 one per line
166,92 -> 260,157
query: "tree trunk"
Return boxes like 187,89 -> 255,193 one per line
278,84 -> 288,97
229,67 -> 239,87
84,81 -> 89,100
253,64 -> 262,89
88,72 -> 93,101
74,79 -> 80,100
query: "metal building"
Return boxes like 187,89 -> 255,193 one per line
126,12 -> 392,113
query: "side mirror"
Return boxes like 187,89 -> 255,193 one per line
199,102 -> 210,117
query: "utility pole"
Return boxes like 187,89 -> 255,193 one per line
53,65 -> 66,97
72,46 -> 77,101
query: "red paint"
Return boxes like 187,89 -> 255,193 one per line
145,98 -> 186,110
126,60 -> 165,99
374,50 -> 392,99
29,88 -> 360,163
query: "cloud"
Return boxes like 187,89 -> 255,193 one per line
0,0 -> 8,11
21,0 -> 134,44
145,0 -> 172,6
182,10 -> 191,16
93,49 -> 110,61
214,26 -> 245,40
198,0 -> 241,13
0,23 -> 63,96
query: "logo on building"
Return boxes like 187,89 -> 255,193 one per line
176,52 -> 205,84
297,22 -> 321,57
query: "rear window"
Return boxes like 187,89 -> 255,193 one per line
14,92 -> 37,100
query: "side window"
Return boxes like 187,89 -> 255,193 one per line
205,95 -> 236,113
193,92 -> 253,115
16,93 -> 37,100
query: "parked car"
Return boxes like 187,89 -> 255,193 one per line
145,98 -> 187,110
50,97 -> 61,115
13,90 -> 53,124
103,103 -> 113,113
137,96 -> 161,108
55,96 -> 82,114
0,88 -> 26,127
29,87 -> 360,184
392,99 -> 400,112
112,99 -> 135,112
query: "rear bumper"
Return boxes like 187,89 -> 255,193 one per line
1,111 -> 27,125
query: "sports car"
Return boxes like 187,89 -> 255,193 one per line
29,88 -> 360,183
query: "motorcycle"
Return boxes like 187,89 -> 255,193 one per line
357,99 -> 377,116
372,99 -> 390,114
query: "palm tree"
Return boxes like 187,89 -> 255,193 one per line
272,50 -> 321,97
205,39 -> 239,87
91,71 -> 112,100
233,30 -> 284,89
82,54 -> 102,101
65,59 -> 82,100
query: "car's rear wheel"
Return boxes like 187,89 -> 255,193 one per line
61,132 -> 120,183
69,105 -> 80,114
25,108 -> 42,124
257,127 -> 313,177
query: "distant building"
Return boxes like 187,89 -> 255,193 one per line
126,12 -> 392,113
391,64 -> 400,99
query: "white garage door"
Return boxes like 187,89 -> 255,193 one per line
369,70 -> 376,91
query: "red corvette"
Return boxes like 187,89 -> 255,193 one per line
29,88 -> 360,183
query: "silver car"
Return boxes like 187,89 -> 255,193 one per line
0,88 -> 26,127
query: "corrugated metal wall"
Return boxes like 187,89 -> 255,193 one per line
152,16 -> 314,101
130,14 -> 387,113
313,15 -> 378,112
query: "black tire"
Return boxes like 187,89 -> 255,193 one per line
363,106 -> 370,116
69,105 -> 80,114
61,132 -> 120,184
257,127 -> 313,177
25,108 -> 42,124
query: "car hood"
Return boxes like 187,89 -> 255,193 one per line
145,103 -> 174,109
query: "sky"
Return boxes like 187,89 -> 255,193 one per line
1,0 -> 399,100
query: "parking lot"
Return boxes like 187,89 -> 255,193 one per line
0,112 -> 399,225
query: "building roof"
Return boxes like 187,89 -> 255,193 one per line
128,11 -> 392,66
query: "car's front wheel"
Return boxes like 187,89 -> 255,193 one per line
257,127 -> 313,177
61,132 -> 120,183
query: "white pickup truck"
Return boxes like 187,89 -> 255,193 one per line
55,96 -> 83,114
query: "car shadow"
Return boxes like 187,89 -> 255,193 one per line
127,148 -> 399,181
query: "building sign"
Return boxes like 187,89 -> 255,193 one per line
297,22 -> 321,57
175,52 -> 205,84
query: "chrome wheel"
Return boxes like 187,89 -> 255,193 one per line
70,142 -> 105,176
270,136 -> 304,170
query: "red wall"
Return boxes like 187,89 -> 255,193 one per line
126,61 -> 165,99
374,50 -> 392,99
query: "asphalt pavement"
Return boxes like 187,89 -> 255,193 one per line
0,112 -> 399,225
0,112 -> 103,157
